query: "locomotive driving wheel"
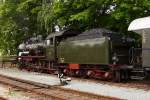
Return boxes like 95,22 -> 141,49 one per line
113,70 -> 121,82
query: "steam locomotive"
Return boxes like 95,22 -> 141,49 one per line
17,28 -> 148,82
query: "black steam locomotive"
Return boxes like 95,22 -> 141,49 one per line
17,28 -> 148,82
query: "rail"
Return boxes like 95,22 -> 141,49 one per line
0,74 -> 120,100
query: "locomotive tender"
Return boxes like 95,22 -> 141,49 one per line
18,28 -> 136,82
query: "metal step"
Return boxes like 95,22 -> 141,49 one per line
131,70 -> 144,73
131,68 -> 144,72
131,68 -> 145,80
131,76 -> 145,80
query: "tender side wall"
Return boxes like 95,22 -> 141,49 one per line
57,37 -> 109,65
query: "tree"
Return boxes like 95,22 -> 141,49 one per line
0,0 -> 149,55
110,0 -> 150,45
0,0 -> 42,55
0,0 -> 20,54
37,0 -> 115,31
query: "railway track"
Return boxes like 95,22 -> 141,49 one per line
0,74 -> 119,100
0,97 -> 7,100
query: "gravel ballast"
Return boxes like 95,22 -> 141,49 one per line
0,68 -> 149,100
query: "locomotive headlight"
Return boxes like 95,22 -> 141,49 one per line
18,57 -> 21,60
112,53 -> 119,64
112,56 -> 116,61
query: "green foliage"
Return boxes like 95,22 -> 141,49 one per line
37,2 -> 53,33
0,0 -> 42,55
0,0 -> 150,55
37,0 -> 114,31
109,0 -> 150,45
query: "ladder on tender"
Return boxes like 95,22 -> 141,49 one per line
131,68 -> 145,80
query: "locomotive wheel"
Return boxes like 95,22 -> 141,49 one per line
63,69 -> 69,76
113,70 -> 121,82
104,72 -> 112,79
69,70 -> 74,77
87,70 -> 95,78
80,70 -> 87,78
121,69 -> 130,82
